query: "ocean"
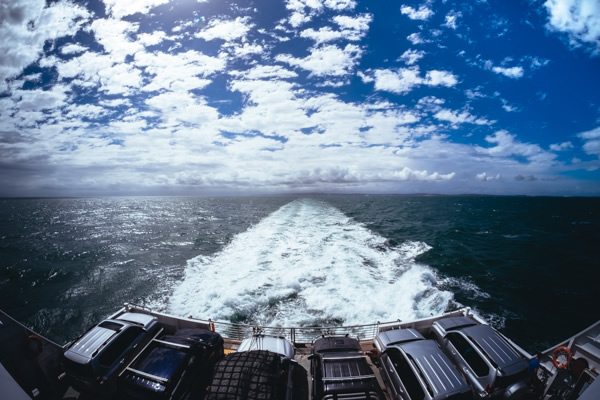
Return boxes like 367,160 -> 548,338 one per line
1,195 -> 598,354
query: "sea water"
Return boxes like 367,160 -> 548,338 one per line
1,195 -> 598,352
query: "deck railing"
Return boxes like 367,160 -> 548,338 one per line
210,320 -> 381,343
124,303 -> 474,345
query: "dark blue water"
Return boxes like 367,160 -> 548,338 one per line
1,195 -> 598,354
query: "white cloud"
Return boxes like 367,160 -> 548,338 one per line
97,63 -> 143,95
550,141 -> 574,151
492,66 -> 524,78
233,43 -> 265,58
285,0 -> 324,27
91,18 -> 143,61
578,126 -> 600,139
0,0 -> 90,83
407,32 -> 430,45
231,65 -> 298,80
50,51 -> 112,81
373,69 -> 421,94
391,167 -> 455,181
478,130 -> 552,162
425,70 -> 458,87
276,44 -> 362,77
578,126 -> 600,157
11,85 -> 68,112
196,17 -> 252,42
145,91 -> 220,131
482,59 -> 526,79
299,14 -> 371,44
60,44 -> 88,55
371,68 -> 458,94
333,14 -> 372,39
476,172 -> 502,181
135,50 -> 224,92
544,0 -> 600,55
443,11 -> 462,29
138,31 -> 168,47
324,0 -> 357,10
285,0 -> 357,28
501,99 -> 521,113
357,71 -> 374,83
300,27 -> 343,44
104,0 -> 170,19
399,49 -> 425,65
434,109 -> 492,126
400,5 -> 434,21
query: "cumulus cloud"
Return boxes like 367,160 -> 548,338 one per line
370,68 -> 457,94
276,44 -> 362,77
544,0 -> 600,55
550,141 -> 574,151
400,5 -> 434,21
443,11 -> 462,29
478,130 -> 554,164
492,66 -> 524,78
0,0 -> 90,83
104,0 -> 170,18
434,109 -> 492,126
300,27 -> 343,44
196,17 -> 252,42
390,167 -> 455,181
299,14 -> 373,45
285,0 -> 357,27
578,126 -> 600,157
476,172 -> 501,181
481,59 -> 527,79
399,49 -> 425,65
60,43 -> 88,55
0,0 -> 594,197
406,32 -> 431,45
91,18 -> 143,61
231,65 -> 298,80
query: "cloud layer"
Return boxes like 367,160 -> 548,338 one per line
0,0 -> 599,196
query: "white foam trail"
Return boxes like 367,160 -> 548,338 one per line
168,198 -> 455,326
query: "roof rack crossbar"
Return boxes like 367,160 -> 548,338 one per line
322,375 -> 376,382
125,367 -> 169,384
153,339 -> 191,349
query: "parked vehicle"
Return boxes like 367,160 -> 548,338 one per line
62,312 -> 161,396
310,335 -> 384,400
206,334 -> 307,400
374,328 -> 472,400
431,316 -> 529,399
119,327 -> 224,399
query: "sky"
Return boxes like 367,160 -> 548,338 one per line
1,0 -> 600,197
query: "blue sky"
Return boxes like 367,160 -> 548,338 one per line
1,0 -> 599,196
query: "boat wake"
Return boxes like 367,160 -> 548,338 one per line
167,198 -> 455,326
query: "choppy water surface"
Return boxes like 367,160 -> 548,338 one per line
1,195 -> 598,352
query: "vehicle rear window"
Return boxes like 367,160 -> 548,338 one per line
99,326 -> 143,367
133,343 -> 188,380
447,333 -> 489,377
99,321 -> 122,331
387,348 -> 425,400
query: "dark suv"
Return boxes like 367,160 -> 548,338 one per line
310,335 -> 384,400
432,317 -> 529,399
374,328 -> 472,400
119,327 -> 224,399
62,312 -> 161,396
